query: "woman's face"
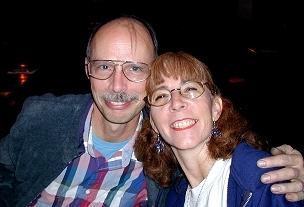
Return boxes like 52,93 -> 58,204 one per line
150,77 -> 222,151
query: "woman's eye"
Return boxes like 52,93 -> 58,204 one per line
155,93 -> 169,101
184,87 -> 198,92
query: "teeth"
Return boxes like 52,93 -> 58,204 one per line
110,102 -> 125,105
171,119 -> 197,129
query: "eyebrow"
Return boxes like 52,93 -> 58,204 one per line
154,80 -> 190,90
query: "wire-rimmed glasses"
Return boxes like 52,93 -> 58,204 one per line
146,81 -> 208,106
86,60 -> 150,82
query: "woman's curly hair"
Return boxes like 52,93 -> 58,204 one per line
134,118 -> 179,188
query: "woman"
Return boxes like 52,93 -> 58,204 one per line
134,51 -> 304,207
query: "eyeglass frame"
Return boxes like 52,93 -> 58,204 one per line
145,81 -> 211,107
85,59 -> 151,83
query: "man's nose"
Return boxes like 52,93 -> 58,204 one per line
111,66 -> 127,92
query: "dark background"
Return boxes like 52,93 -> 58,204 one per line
0,0 -> 303,153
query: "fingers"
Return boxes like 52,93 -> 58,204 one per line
270,179 -> 304,202
257,144 -> 304,202
271,144 -> 302,156
258,145 -> 303,170
285,192 -> 304,203
260,167 -> 299,184
257,153 -> 298,169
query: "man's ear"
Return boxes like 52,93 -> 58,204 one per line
85,58 -> 90,79
212,96 -> 223,121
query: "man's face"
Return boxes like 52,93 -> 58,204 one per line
86,22 -> 154,124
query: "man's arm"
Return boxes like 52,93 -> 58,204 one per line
0,137 -> 16,206
257,144 -> 304,202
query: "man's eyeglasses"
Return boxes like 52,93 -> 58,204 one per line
86,60 -> 150,82
146,81 -> 208,107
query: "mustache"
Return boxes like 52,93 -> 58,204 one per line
100,92 -> 139,102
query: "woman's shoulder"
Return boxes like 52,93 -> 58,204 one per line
230,142 -> 279,189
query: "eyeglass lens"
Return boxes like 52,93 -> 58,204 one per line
148,81 -> 205,106
89,60 -> 150,82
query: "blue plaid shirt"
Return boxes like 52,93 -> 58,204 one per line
29,105 -> 147,207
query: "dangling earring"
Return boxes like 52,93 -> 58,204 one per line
155,133 -> 164,154
211,121 -> 222,138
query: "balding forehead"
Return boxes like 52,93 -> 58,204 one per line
95,18 -> 152,45
104,17 -> 149,34
90,18 -> 154,62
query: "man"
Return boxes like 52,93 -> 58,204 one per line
0,15 -> 303,207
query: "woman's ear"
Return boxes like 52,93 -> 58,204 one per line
212,96 -> 223,121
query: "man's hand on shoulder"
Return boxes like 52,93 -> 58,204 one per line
257,144 -> 304,202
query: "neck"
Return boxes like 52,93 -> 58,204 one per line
174,147 -> 216,188
91,108 -> 140,142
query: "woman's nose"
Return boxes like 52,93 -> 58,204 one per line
169,91 -> 187,112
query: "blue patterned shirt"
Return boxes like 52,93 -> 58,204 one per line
29,105 -> 147,207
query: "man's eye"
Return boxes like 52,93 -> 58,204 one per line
99,65 -> 106,69
125,65 -> 142,72
98,65 -> 111,70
